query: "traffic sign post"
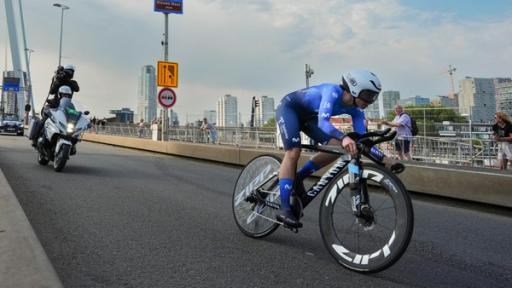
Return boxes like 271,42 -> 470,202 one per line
155,1 -> 182,142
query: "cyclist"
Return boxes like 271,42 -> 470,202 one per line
276,69 -> 398,227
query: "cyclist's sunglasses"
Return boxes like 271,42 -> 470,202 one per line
358,89 -> 379,104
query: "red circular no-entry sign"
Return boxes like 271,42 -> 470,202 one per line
158,88 -> 177,109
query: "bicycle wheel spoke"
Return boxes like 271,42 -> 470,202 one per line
320,163 -> 413,272
374,206 -> 395,212
374,222 -> 394,232
233,155 -> 281,238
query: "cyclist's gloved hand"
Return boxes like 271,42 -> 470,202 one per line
382,156 -> 405,174
341,135 -> 357,156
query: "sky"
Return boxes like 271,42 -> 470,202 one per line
1,0 -> 511,122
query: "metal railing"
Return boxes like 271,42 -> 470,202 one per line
88,123 -> 504,169
89,123 -> 277,149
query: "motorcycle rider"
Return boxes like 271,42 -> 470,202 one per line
32,64 -> 80,147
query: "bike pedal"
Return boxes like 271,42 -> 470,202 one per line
284,225 -> 300,233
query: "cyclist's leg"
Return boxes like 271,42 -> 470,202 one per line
299,121 -> 341,176
276,105 -> 302,226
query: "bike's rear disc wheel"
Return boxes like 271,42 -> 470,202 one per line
319,163 -> 413,273
233,155 -> 281,238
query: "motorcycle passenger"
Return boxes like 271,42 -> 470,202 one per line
32,65 -> 79,147
275,69 -> 399,228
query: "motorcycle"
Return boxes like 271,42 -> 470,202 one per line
27,98 -> 90,172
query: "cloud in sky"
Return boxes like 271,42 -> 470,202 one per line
1,0 -> 511,122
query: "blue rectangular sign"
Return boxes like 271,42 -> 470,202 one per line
154,0 -> 183,14
2,77 -> 20,92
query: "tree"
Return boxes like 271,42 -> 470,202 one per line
262,117 -> 276,129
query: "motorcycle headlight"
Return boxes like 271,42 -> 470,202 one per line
67,123 -> 75,133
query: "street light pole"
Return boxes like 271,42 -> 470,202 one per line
305,64 -> 314,88
53,3 -> 69,66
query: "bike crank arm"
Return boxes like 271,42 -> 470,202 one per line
249,211 -> 300,233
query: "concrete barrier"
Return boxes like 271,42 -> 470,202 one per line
82,133 -> 512,208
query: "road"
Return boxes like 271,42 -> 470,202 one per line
1,135 -> 511,288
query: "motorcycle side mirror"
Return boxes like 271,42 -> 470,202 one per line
84,111 -> 90,116
25,104 -> 31,112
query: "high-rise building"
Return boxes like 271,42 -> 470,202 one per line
459,77 -> 498,123
366,91 -> 400,119
254,96 -> 275,127
217,94 -> 238,127
203,110 -> 217,124
366,97 -> 382,119
400,95 -> 430,107
496,79 -> 512,116
109,108 -> 134,123
137,65 -> 157,124
432,95 -> 457,108
1,71 -> 24,119
168,109 -> 179,126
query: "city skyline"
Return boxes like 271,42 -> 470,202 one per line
1,0 -> 511,120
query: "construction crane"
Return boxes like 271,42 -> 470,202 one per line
441,65 -> 457,99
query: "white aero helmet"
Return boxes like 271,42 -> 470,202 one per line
341,69 -> 382,104
58,85 -> 73,98
64,64 -> 76,72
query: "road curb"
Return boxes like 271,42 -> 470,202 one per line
0,169 -> 63,288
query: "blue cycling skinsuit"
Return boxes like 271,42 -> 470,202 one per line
276,83 -> 385,160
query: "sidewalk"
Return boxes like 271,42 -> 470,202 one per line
0,169 -> 63,288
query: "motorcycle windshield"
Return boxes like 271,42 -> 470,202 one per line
59,98 -> 81,123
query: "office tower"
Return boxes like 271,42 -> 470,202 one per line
1,71 -> 24,118
203,110 -> 217,124
254,96 -> 275,127
496,79 -> 512,116
400,95 -> 431,106
217,94 -> 238,127
169,109 -> 179,126
137,65 -> 157,124
109,108 -> 134,123
433,95 -> 457,108
459,77 -> 498,123
382,90 -> 400,117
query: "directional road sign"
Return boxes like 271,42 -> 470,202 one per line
158,88 -> 177,109
154,0 -> 183,14
157,61 -> 178,88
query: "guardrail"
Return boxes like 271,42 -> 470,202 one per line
88,123 -> 505,170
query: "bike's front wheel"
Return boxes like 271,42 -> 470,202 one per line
232,155 -> 281,238
319,163 -> 414,273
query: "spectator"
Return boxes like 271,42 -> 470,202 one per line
201,118 -> 217,144
91,116 -> 97,133
380,105 -> 412,161
138,119 -> 145,138
492,112 -> 512,170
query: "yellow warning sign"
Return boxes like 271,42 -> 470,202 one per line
157,61 -> 178,88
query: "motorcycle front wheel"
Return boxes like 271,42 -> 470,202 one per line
53,144 -> 70,172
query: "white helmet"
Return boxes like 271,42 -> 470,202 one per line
64,64 -> 76,72
341,69 -> 382,104
58,85 -> 73,98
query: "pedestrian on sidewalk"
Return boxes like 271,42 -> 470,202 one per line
492,112 -> 512,170
380,105 -> 412,161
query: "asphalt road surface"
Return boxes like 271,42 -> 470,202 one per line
1,135 -> 511,288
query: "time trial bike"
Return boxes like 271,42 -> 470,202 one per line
232,129 -> 413,273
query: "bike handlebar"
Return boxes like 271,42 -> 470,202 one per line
301,128 -> 396,154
